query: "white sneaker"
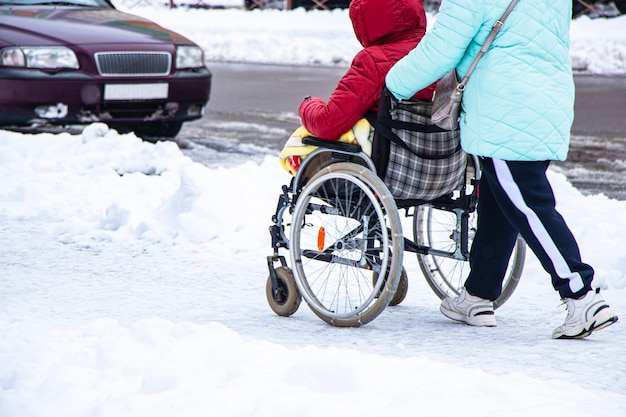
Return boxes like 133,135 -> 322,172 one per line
552,290 -> 618,339
440,287 -> 496,327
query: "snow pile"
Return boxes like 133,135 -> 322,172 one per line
1,123 -> 626,417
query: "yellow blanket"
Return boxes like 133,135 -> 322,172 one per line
279,119 -> 373,175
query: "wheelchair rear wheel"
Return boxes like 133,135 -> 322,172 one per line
414,206 -> 526,309
290,163 -> 404,327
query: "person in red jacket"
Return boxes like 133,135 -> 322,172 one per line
298,0 -> 435,140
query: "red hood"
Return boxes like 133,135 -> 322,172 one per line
349,0 -> 427,47
0,6 -> 194,47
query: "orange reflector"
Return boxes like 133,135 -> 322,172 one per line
317,227 -> 325,251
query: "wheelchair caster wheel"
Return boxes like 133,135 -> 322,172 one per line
266,266 -> 301,317
389,267 -> 408,306
373,266 -> 408,306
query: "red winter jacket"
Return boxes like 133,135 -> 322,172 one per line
298,0 -> 436,140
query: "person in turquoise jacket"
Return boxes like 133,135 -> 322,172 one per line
386,0 -> 618,339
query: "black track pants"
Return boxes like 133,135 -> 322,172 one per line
464,158 -> 594,300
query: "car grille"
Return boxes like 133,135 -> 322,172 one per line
95,52 -> 171,76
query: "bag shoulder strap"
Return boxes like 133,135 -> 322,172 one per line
459,0 -> 519,87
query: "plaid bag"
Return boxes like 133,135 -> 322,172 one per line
369,88 -> 466,201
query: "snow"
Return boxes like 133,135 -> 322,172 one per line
1,4 -> 626,417
113,2 -> 626,73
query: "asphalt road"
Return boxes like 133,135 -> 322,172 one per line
179,62 -> 626,200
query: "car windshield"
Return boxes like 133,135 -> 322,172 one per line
0,0 -> 111,6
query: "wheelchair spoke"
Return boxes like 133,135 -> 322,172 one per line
290,163 -> 403,326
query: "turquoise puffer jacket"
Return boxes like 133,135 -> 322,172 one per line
386,0 -> 574,161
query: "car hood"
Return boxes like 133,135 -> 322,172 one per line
0,6 -> 195,47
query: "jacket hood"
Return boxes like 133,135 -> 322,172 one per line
349,0 -> 427,47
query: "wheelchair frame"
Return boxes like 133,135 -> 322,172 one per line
266,137 -> 526,327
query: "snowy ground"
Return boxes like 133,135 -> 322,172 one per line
112,2 -> 626,74
2,5 -> 626,417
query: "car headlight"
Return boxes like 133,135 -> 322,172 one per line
176,46 -> 204,69
0,46 -> 79,69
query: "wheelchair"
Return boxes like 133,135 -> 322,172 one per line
266,136 -> 526,327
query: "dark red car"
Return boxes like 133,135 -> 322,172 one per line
0,0 -> 211,138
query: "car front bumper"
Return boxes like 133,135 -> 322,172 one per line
0,67 -> 212,127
